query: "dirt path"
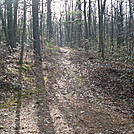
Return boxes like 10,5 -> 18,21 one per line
0,47 -> 134,134
48,48 -> 134,134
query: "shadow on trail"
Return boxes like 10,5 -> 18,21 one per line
15,66 -> 23,134
15,91 -> 21,134
52,48 -> 134,134
34,61 -> 55,134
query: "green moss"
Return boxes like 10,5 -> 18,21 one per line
19,64 -> 32,72
0,100 -> 18,109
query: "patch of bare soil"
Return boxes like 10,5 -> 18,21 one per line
0,47 -> 134,134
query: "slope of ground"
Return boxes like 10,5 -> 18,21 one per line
0,47 -> 134,134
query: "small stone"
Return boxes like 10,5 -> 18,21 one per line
4,113 -> 8,116
80,111 -> 85,114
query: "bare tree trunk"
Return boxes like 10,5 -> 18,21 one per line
14,0 -> 19,47
19,0 -> 26,64
92,2 -> 97,45
32,0 -> 41,61
117,0 -> 124,48
0,8 -> 8,44
47,0 -> 53,41
98,0 -> 107,60
40,0 -> 44,48
59,16 -> 62,47
64,0 -> 69,43
71,0 -> 74,47
128,0 -> 134,56
6,0 -> 15,48
88,0 -> 91,39
76,0 -> 82,47
110,0 -> 114,52
84,0 -> 88,39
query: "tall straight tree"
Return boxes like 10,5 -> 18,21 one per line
83,0 -> 89,51
40,0 -> 44,47
110,0 -> 114,50
13,0 -> 19,47
92,2 -> 97,44
6,0 -> 15,48
0,6 -> 7,44
59,16 -> 62,47
70,0 -> 74,47
117,0 -> 124,48
47,0 -> 53,41
128,0 -> 133,56
64,0 -> 68,43
84,0 -> 88,39
98,0 -> 107,59
76,0 -> 82,47
64,0 -> 71,44
88,0 -> 91,39
32,0 -> 41,60
19,0 -> 26,64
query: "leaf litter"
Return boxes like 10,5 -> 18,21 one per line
0,47 -> 134,134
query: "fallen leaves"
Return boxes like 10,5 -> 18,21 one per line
0,46 -> 134,133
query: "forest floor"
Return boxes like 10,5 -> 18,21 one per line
0,47 -> 134,134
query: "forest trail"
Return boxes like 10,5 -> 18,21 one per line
0,47 -> 134,134
47,47 -> 134,134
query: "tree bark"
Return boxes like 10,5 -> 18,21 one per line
19,0 -> 26,64
6,0 -> 15,48
32,0 -> 41,61
128,0 -> 134,56
0,7 -> 8,44
47,0 -> 53,41
14,0 -> 19,47
98,0 -> 107,60
84,0 -> 88,39
88,0 -> 91,39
